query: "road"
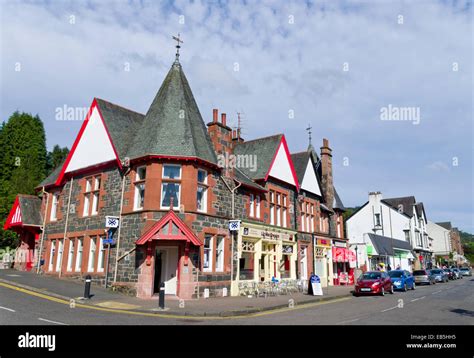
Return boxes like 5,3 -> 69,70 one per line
0,277 -> 472,325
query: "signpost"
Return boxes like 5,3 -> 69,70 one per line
104,216 -> 119,289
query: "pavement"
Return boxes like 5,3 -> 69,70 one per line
0,269 -> 353,317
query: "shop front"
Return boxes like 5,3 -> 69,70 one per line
231,221 -> 297,296
297,234 -> 313,281
313,237 -> 332,287
332,244 -> 356,285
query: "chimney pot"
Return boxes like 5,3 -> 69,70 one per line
213,109 -> 218,123
323,138 -> 329,147
221,113 -> 227,126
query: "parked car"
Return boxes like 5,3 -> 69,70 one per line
452,268 -> 463,279
413,269 -> 436,285
354,271 -> 394,296
430,269 -> 449,283
443,268 -> 456,280
460,267 -> 472,276
388,270 -> 416,291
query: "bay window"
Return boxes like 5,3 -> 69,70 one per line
134,166 -> 146,210
161,165 -> 181,209
197,169 -> 208,212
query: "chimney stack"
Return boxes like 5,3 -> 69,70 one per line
213,109 -> 218,123
221,113 -> 227,127
207,108 -> 233,166
320,138 -> 334,210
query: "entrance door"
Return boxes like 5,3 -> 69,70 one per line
300,247 -> 308,280
153,247 -> 178,295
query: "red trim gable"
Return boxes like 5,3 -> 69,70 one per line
264,135 -> 300,191
136,210 -> 202,246
4,197 -> 21,230
55,98 -> 123,186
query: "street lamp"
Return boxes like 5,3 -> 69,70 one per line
355,246 -> 358,269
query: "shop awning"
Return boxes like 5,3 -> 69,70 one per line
367,233 -> 412,256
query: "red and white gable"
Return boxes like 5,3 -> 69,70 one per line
265,136 -> 300,191
4,197 -> 22,230
301,158 -> 322,196
56,99 -> 121,185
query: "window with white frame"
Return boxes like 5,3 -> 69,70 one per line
161,165 -> 181,209
134,166 -> 146,210
97,236 -> 106,272
50,193 -> 59,221
49,240 -> 56,271
88,237 -> 96,272
256,195 -> 261,219
75,238 -> 83,272
249,194 -> 254,217
375,213 -> 381,227
203,235 -> 213,272
83,176 -> 101,216
83,179 -> 91,216
269,192 -> 275,225
91,177 -> 101,215
197,169 -> 208,212
67,239 -> 74,272
55,239 -> 63,272
215,236 -> 225,272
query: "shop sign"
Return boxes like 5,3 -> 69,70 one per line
316,239 -> 331,247
243,227 -> 291,241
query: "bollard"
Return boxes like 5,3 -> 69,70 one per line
84,275 -> 92,299
159,282 -> 165,309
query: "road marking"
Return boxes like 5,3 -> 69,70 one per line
6,274 -> 21,277
381,306 -> 398,312
0,281 -> 351,320
38,317 -> 67,325
337,318 -> 360,324
431,290 -> 442,295
411,296 -> 426,302
0,306 -> 16,312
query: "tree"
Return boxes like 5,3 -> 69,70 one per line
46,145 -> 69,174
0,112 -> 47,248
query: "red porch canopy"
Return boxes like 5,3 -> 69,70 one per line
136,210 -> 202,246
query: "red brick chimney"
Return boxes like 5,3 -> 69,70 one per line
320,138 -> 334,210
207,108 -> 233,159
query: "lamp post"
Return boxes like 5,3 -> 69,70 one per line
355,246 -> 358,269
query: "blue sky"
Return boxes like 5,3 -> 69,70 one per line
1,0 -> 472,232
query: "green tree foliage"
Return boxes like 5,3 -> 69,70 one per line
0,112 -> 47,248
46,144 -> 69,174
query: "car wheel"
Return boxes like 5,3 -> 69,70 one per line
380,287 -> 385,296
403,283 -> 407,292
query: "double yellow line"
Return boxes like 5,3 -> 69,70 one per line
0,281 -> 350,320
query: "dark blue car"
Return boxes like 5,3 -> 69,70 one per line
388,270 -> 415,291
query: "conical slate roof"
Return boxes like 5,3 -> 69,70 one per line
127,60 -> 217,164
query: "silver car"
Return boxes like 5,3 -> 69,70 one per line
452,268 -> 463,279
460,267 -> 472,276
413,269 -> 436,285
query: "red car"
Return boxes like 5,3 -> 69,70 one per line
354,271 -> 394,296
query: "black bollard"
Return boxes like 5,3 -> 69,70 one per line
84,275 -> 92,299
159,282 -> 165,309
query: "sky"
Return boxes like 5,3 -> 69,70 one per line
1,0 -> 473,232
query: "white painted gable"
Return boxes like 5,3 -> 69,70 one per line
65,106 -> 117,173
301,158 -> 322,196
267,142 -> 297,187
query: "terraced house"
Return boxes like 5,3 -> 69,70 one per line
4,50 -> 350,299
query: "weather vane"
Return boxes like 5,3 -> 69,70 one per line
306,124 -> 312,146
172,33 -> 183,61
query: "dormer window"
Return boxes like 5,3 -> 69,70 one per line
197,169 -> 208,212
161,164 -> 181,209
134,166 -> 146,211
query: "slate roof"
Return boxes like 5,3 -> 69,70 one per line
38,162 -> 64,188
367,233 -> 412,256
126,61 -> 217,164
436,222 -> 452,230
333,189 -> 345,211
18,195 -> 43,226
95,98 -> 145,161
233,167 -> 266,191
233,134 -> 283,180
290,151 -> 309,184
382,196 -> 416,217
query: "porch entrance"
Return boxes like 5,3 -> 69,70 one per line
153,247 -> 178,295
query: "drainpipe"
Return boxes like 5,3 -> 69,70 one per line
59,177 -> 74,278
113,167 -> 131,283
221,176 -> 241,286
36,187 -> 50,274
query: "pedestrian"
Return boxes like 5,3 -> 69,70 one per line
379,263 -> 386,272
387,264 -> 392,271
396,264 -> 401,270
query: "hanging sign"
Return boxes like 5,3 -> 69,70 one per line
105,216 -> 120,228
228,220 -> 241,231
